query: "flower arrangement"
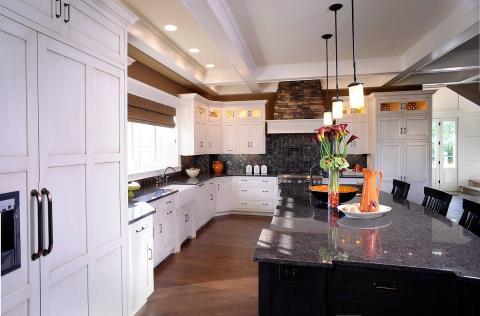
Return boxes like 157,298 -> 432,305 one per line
314,123 -> 358,207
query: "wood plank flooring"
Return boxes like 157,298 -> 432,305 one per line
136,215 -> 271,316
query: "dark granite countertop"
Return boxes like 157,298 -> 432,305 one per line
253,183 -> 480,280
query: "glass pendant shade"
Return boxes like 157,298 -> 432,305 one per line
323,112 -> 333,126
348,82 -> 364,109
332,98 -> 343,119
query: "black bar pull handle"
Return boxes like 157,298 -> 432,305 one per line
30,190 -> 43,261
55,0 -> 62,18
64,3 -> 71,23
40,188 -> 53,256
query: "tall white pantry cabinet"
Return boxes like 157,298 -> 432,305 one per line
0,1 -> 137,315
369,90 -> 436,205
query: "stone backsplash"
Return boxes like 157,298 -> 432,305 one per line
182,134 -> 367,176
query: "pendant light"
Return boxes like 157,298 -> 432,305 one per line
322,33 -> 333,126
348,0 -> 364,109
329,3 -> 343,119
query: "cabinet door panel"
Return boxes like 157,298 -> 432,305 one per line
354,118 -> 369,154
404,142 -> 430,204
236,122 -> 250,153
377,143 -> 403,193
250,121 -> 265,154
0,0 -> 64,34
378,117 -> 402,141
38,35 -> 126,316
66,0 -> 125,64
404,115 -> 429,140
0,17 -> 40,316
222,123 -> 236,153
208,122 -> 222,154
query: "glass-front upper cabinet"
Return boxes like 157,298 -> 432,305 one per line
194,101 -> 208,121
222,105 -> 236,122
208,103 -> 222,122
377,97 -> 429,116
236,104 -> 265,121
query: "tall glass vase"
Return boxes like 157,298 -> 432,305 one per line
328,169 -> 340,208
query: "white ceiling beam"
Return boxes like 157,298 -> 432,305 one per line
182,0 -> 261,92
128,18 -> 218,96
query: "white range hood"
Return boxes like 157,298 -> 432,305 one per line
266,119 -> 324,134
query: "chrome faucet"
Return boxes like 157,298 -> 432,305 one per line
309,164 -> 320,186
162,166 -> 177,185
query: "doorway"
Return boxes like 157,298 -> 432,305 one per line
432,118 -> 457,191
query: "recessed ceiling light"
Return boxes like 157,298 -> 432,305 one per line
164,24 -> 178,32
205,64 -> 215,68
189,48 -> 200,53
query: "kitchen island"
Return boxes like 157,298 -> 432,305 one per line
253,183 -> 480,316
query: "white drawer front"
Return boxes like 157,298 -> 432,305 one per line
236,176 -> 277,187
150,194 -> 177,212
236,187 -> 274,199
235,199 -> 275,211
128,216 -> 153,241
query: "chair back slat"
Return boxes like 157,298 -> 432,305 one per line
459,199 -> 480,236
391,179 -> 410,200
421,187 -> 452,217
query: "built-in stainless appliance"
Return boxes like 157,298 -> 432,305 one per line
277,173 -> 323,185
1,191 -> 21,275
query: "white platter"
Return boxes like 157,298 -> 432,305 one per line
337,203 -> 392,219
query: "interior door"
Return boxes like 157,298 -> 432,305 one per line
432,119 -> 458,191
37,35 -> 126,316
0,16 -> 40,316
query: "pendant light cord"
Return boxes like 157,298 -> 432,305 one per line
325,38 -> 329,105
334,8 -> 339,99
351,0 -> 357,82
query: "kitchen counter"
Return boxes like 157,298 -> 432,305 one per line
253,183 -> 480,280
167,173 -> 278,185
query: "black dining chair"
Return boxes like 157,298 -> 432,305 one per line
459,199 -> 480,236
421,187 -> 452,217
391,179 -> 410,200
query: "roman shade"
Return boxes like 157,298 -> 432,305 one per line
128,93 -> 176,127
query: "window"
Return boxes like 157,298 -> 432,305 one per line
127,121 -> 179,175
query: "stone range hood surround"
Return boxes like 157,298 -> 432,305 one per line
268,80 -> 326,134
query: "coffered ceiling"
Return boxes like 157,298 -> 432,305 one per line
123,0 -> 479,95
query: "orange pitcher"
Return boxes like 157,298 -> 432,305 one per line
360,168 -> 383,212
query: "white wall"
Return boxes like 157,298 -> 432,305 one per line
432,87 -> 480,189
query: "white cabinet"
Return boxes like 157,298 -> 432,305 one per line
222,122 -> 236,153
0,3 -> 132,316
176,203 -> 194,249
180,95 -> 266,155
377,141 -> 429,204
0,0 -> 64,34
0,0 -> 128,65
237,121 -> 265,154
338,117 -> 369,154
150,194 -> 176,266
128,216 -> 154,316
0,16 -> 40,316
208,122 -> 222,153
234,177 -> 278,213
372,91 -> 434,204
195,181 -> 216,228
216,177 -> 234,213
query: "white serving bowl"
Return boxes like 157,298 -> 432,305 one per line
186,168 -> 200,178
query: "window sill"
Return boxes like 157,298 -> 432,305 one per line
128,166 -> 182,182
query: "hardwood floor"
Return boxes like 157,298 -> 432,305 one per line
136,215 -> 271,316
